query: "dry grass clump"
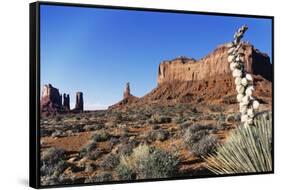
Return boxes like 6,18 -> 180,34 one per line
116,144 -> 179,180
184,125 -> 218,157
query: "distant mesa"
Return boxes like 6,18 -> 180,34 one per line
157,42 -> 272,85
110,42 -> 272,108
41,84 -> 84,115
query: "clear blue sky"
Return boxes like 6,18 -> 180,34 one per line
40,4 -> 272,110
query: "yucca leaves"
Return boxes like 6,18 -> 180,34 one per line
204,112 -> 272,174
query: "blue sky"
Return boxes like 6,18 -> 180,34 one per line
40,4 -> 272,110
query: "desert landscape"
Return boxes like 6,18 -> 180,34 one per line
39,37 -> 272,185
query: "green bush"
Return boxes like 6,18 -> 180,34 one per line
149,114 -> 172,124
184,125 -> 218,157
116,144 -> 179,180
40,147 -> 69,184
147,129 -> 169,142
205,112 -> 272,174
92,130 -> 110,142
79,140 -> 97,157
100,153 -> 120,169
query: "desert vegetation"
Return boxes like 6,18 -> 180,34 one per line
39,25 -> 272,186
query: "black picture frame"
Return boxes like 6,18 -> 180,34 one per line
30,1 -> 274,189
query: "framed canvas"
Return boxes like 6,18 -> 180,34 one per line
29,1 -> 274,188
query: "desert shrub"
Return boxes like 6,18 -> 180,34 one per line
217,122 -> 229,130
55,115 -> 62,122
79,140 -> 97,157
117,143 -> 135,156
147,129 -> 169,142
100,153 -> 120,169
209,105 -> 224,112
179,121 -> 191,129
116,144 -> 179,180
41,147 -> 66,164
225,114 -> 236,123
41,128 -> 52,137
191,107 -> 198,113
71,124 -> 85,133
51,129 -> 65,138
172,116 -> 184,124
84,163 -> 96,173
205,112 -> 272,174
40,148 -> 69,181
149,114 -> 172,124
92,130 -> 110,142
83,124 -> 102,131
88,149 -> 103,160
109,136 -> 120,146
151,125 -> 160,130
85,172 -> 113,183
65,130 -> 75,136
41,160 -> 69,177
184,125 -> 218,157
189,135 -> 218,157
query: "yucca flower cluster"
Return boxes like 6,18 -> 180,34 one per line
227,25 -> 259,127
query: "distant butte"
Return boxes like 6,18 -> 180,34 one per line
110,42 -> 272,108
157,42 -> 272,85
40,84 -> 84,115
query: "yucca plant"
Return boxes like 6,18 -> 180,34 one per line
204,112 -> 272,174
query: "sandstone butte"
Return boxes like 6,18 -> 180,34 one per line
157,42 -> 272,85
112,42 -> 272,108
41,84 -> 84,115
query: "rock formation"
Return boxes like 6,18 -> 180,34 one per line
63,93 -> 70,110
74,92 -> 84,111
123,82 -> 132,99
110,42 -> 272,109
41,84 -> 85,115
157,43 -> 272,85
41,84 -> 63,113
109,82 -> 139,109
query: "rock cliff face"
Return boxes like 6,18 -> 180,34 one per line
157,43 -> 272,85
110,42 -> 272,109
63,93 -> 70,111
41,84 -> 84,114
74,92 -> 84,111
41,84 -> 63,113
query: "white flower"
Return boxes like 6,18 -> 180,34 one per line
226,42 -> 234,48
245,86 -> 254,96
241,78 -> 248,86
239,104 -> 247,114
237,93 -> 243,102
235,55 -> 241,62
247,108 -> 254,118
253,100 -> 260,110
241,114 -> 248,122
228,55 -> 235,63
246,118 -> 253,125
241,95 -> 250,105
230,62 -> 238,71
245,74 -> 253,81
236,85 -> 244,94
235,77 -> 242,85
228,47 -> 234,55
232,69 -> 242,78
